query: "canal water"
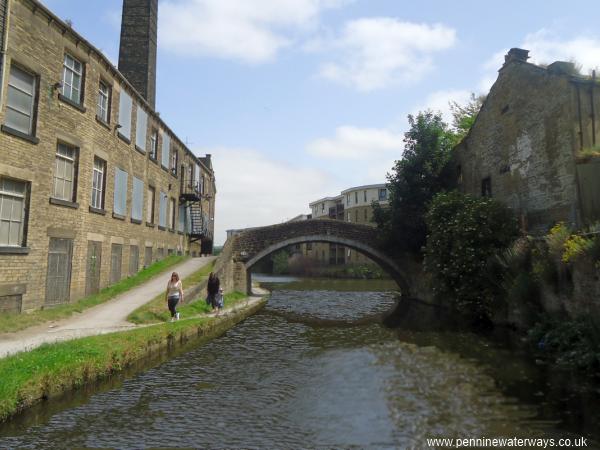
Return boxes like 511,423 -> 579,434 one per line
0,277 -> 599,449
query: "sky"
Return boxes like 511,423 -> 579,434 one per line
41,0 -> 600,244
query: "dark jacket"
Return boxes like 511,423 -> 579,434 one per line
207,277 -> 220,295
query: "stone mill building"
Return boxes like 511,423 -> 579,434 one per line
0,0 -> 216,313
455,48 -> 600,231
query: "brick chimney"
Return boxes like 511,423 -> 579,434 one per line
504,48 -> 530,65
118,0 -> 158,109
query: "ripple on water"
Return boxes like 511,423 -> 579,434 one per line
0,290 -> 592,449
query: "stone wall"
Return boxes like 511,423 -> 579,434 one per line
0,0 -> 215,312
213,219 -> 424,297
455,58 -> 582,231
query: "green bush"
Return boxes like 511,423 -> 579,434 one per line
272,250 -> 290,275
529,316 -> 600,372
424,191 -> 519,320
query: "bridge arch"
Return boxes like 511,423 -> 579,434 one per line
244,235 -> 410,294
226,220 -> 413,296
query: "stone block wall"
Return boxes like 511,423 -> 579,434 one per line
0,0 -> 215,312
456,60 -> 581,231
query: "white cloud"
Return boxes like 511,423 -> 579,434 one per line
307,125 -> 404,160
159,0 -> 349,64
523,30 -> 600,73
483,30 -> 600,85
310,18 -> 456,91
416,89 -> 472,124
207,148 -> 341,244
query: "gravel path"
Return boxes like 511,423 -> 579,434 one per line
0,256 -> 216,358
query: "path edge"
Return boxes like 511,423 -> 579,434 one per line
0,294 -> 267,423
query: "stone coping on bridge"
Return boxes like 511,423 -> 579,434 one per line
214,219 -> 420,298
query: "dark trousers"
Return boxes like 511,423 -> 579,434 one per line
168,296 -> 179,317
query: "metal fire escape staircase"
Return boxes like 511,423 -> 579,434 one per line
179,176 -> 213,252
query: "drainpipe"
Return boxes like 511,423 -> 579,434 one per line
592,70 -> 597,147
573,82 -> 585,227
0,0 -> 11,104
576,83 -> 584,150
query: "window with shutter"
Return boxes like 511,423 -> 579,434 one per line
113,168 -> 128,216
131,177 -> 144,221
118,89 -> 132,140
136,108 -> 147,151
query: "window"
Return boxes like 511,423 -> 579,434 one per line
97,81 -> 110,123
200,175 -> 205,195
378,189 -> 387,201
62,54 -> 83,104
347,212 -> 351,222
146,186 -> 155,223
170,149 -> 178,176
159,191 -> 167,227
169,197 -> 176,229
5,65 -> 37,135
53,143 -> 78,202
355,191 -> 358,204
136,108 -> 148,151
187,165 -> 193,190
113,168 -> 128,216
161,133 -> 170,168
321,203 -> 325,212
91,157 -> 106,210
346,194 -> 350,205
194,163 -> 201,192
0,178 -> 28,247
364,190 -> 367,202
131,177 -> 144,222
150,129 -> 158,160
118,89 -> 132,140
178,204 -> 186,232
306,243 -> 312,251
481,177 -> 492,197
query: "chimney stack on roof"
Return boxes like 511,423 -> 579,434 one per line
118,0 -> 158,109
504,48 -> 530,65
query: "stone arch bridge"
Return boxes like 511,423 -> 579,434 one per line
215,220 -> 422,297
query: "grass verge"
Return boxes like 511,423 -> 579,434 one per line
0,295 -> 265,423
127,260 -> 215,323
128,288 -> 246,324
0,255 -> 189,334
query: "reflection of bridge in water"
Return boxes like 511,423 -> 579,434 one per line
216,219 -> 423,297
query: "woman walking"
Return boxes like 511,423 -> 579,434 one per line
207,272 -> 220,311
165,272 -> 184,321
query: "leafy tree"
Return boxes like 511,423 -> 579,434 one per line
373,110 -> 455,254
449,93 -> 485,143
272,249 -> 290,275
424,191 -> 519,321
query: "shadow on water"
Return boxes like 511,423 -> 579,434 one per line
383,295 -> 600,442
0,322 -> 235,436
1,276 -> 599,448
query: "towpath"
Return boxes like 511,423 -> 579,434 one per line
0,256 -> 216,358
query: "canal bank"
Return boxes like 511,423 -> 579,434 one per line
0,292 -> 267,423
1,278 -> 598,448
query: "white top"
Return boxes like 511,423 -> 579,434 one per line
167,280 -> 182,297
